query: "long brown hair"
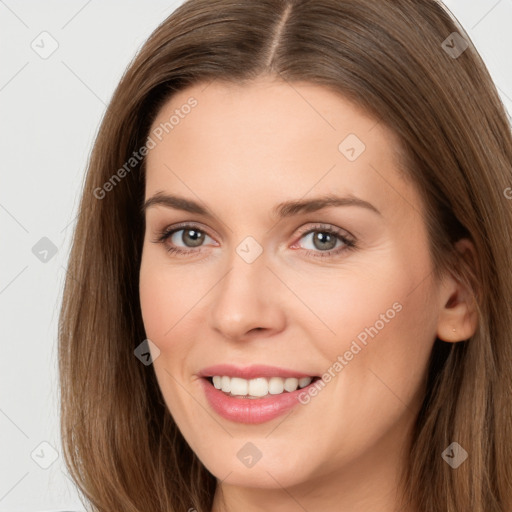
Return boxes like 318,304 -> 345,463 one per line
58,1 -> 512,510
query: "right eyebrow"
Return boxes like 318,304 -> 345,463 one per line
142,192 -> 214,218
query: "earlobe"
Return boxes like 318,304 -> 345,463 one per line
436,239 -> 479,343
436,295 -> 478,342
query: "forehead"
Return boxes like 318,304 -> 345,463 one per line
144,77 -> 420,221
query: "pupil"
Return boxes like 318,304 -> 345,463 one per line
313,232 -> 336,250
183,229 -> 204,247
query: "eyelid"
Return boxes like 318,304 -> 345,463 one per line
291,223 -> 355,245
153,221 -> 219,244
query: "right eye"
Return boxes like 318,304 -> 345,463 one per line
152,223 -> 218,257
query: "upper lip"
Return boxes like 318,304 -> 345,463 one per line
198,364 -> 317,380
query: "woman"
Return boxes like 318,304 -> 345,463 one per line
58,1 -> 512,511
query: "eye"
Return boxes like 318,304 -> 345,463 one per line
168,227 -> 212,248
152,223 -> 217,256
151,222 -> 357,259
292,224 -> 356,259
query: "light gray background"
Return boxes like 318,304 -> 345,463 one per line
1,1 -> 511,511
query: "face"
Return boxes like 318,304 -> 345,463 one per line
139,77 -> 443,491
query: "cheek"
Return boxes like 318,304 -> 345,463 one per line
294,248 -> 437,408
139,274 -> 168,341
274,253 -> 418,359
139,253 -> 195,340
313,266 -> 437,428
305,239 -> 437,362
139,255 -> 200,424
138,252 -> 212,390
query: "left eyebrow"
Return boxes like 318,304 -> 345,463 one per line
141,192 -> 381,218
273,194 -> 382,218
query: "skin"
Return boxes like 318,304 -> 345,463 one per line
139,76 -> 478,512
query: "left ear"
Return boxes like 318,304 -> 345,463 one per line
436,238 -> 479,343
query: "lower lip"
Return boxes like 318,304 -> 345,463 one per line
200,378 -> 315,424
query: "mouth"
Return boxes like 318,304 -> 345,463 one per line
199,367 -> 321,425
198,365 -> 322,424
203,375 -> 322,399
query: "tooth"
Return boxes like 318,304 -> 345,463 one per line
284,377 -> 299,392
212,375 -> 314,396
248,377 -> 269,397
268,377 -> 284,394
298,377 -> 312,388
230,377 -> 248,396
221,376 -> 231,393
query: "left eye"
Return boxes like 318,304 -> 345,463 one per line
297,229 -> 346,252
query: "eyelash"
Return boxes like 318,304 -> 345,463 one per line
151,222 -> 357,259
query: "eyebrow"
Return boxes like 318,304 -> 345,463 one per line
142,192 -> 381,218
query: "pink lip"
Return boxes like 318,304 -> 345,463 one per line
198,364 -> 315,380
199,378 -> 317,424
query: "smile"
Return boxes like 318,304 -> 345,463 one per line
198,364 -> 321,424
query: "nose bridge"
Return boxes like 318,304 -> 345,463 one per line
216,246 -> 268,313
208,242 -> 284,339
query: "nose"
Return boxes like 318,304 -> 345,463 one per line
208,248 -> 287,341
